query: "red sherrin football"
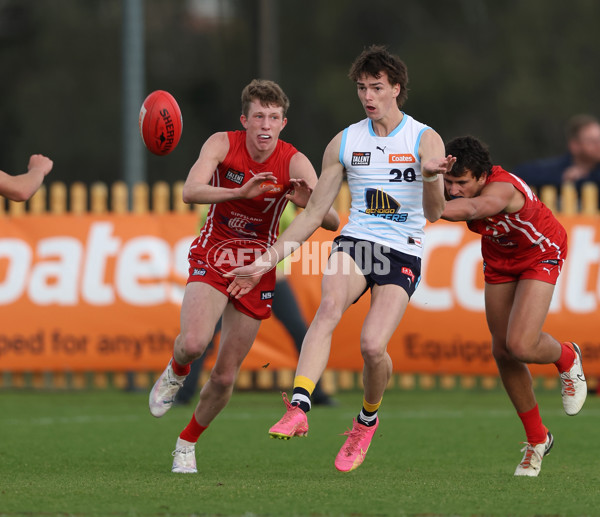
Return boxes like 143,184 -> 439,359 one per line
139,90 -> 183,156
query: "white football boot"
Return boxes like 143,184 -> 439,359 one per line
171,437 -> 197,474
149,359 -> 187,418
560,342 -> 587,416
514,432 -> 554,477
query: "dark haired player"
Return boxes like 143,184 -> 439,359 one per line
227,45 -> 451,472
442,135 -> 586,477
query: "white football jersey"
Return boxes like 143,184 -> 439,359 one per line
339,114 -> 432,258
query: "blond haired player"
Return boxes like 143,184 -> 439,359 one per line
148,79 -> 339,474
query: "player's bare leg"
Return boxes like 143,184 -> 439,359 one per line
360,283 -> 408,403
269,251 -> 366,439
172,304 -> 261,473
334,283 -> 408,473
150,283 -> 226,418
194,305 -> 261,426
485,280 -> 573,476
296,251 -> 368,386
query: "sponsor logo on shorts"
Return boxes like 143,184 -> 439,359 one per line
351,152 -> 371,166
402,267 -> 415,285
192,268 -> 207,276
541,259 -> 560,265
225,169 -> 245,185
261,290 -> 275,300
389,153 -> 415,164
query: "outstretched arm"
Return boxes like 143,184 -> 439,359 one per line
442,182 -> 517,221
181,132 -> 278,205
0,154 -> 53,202
225,132 -> 345,298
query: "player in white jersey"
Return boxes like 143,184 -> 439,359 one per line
226,45 -> 455,472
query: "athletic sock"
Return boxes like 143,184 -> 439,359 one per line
554,342 -> 576,373
517,404 -> 547,445
290,375 -> 315,413
179,413 -> 207,443
171,356 -> 191,377
357,397 -> 381,427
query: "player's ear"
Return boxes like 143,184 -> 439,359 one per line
240,114 -> 248,128
281,117 -> 288,130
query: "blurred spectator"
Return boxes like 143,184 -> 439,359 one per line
514,114 -> 600,192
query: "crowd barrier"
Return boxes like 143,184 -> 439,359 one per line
0,180 -> 598,391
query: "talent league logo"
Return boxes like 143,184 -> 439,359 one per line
351,152 -> 371,166
225,169 -> 245,185
362,188 -> 408,222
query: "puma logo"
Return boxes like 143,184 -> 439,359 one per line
376,145 -> 386,154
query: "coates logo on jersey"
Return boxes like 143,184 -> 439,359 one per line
351,152 -> 371,166
260,181 -> 283,193
205,238 -> 278,277
389,154 -> 415,164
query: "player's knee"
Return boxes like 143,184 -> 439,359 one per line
315,297 -> 343,326
178,331 -> 211,359
505,338 -> 532,362
360,336 -> 386,364
208,368 -> 236,390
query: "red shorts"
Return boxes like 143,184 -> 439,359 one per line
482,239 -> 567,285
187,241 -> 276,320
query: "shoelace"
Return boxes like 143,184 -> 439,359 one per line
172,446 -> 194,457
279,405 -> 302,425
560,375 -> 575,396
340,425 -> 366,456
518,443 -> 542,469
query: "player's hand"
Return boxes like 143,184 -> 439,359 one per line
285,178 -> 313,207
225,264 -> 265,299
239,172 -> 278,199
28,154 -> 53,176
422,154 -> 456,178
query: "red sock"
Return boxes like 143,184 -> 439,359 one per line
179,413 -> 208,443
171,356 -> 191,376
554,342 -> 576,373
517,404 -> 547,445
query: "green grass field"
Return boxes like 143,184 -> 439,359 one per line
0,386 -> 598,517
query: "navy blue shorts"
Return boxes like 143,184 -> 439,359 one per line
331,235 -> 421,300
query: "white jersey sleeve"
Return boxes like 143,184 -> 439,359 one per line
338,114 -> 431,258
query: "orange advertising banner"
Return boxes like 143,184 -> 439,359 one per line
0,213 -> 599,376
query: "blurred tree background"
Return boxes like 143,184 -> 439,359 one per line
1,0 -> 599,191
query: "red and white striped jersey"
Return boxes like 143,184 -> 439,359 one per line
467,166 -> 566,257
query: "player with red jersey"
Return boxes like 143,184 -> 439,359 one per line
442,136 -> 586,477
188,130 -> 299,320
148,79 -> 339,474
